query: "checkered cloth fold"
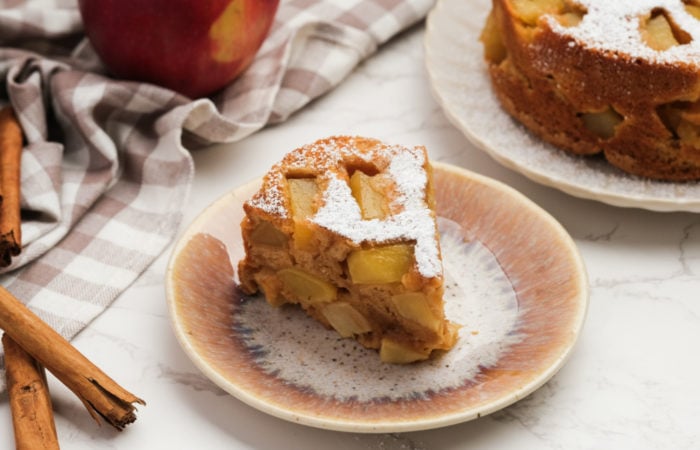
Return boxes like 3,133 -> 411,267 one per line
0,0 -> 434,387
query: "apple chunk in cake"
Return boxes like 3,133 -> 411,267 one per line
237,136 -> 458,363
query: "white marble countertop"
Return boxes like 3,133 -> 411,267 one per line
2,23 -> 700,450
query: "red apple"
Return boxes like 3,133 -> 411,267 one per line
77,0 -> 279,98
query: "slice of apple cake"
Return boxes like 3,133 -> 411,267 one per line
237,136 -> 458,363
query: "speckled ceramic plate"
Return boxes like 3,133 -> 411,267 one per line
165,162 -> 588,433
425,0 -> 700,213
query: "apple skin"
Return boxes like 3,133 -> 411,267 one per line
78,0 -> 279,98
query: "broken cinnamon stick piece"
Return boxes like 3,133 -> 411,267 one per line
3,333 -> 60,450
0,287 -> 145,430
0,105 -> 23,267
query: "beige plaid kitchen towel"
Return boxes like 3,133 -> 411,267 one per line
0,0 -> 435,383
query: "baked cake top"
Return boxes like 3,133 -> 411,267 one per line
545,0 -> 700,64
245,136 -> 442,278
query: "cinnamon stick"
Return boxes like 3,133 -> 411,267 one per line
0,287 -> 145,430
2,333 -> 59,450
0,105 -> 23,267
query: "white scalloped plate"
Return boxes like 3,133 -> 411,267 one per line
425,0 -> 700,212
165,162 -> 588,433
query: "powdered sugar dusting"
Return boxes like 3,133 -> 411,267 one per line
246,136 -> 442,278
314,174 -> 364,225
548,0 -> 700,64
247,168 -> 286,216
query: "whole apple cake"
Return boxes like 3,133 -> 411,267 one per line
237,136 -> 458,363
481,0 -> 700,180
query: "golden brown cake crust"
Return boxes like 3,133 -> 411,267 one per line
482,0 -> 700,180
237,136 -> 458,363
